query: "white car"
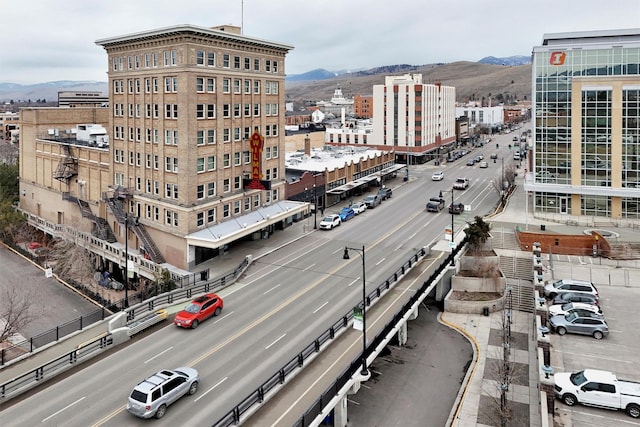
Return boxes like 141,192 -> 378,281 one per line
432,171 -> 444,181
319,214 -> 341,230
549,302 -> 603,317
351,201 -> 367,215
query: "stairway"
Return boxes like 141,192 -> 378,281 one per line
131,223 -> 165,264
53,145 -> 78,183
505,279 -> 535,313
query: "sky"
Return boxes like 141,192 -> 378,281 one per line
2,0 -> 639,85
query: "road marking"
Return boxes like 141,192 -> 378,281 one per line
375,258 -> 386,266
264,284 -> 281,294
408,232 -> 417,240
569,408 -> 640,425
265,333 -> 287,350
348,278 -> 360,287
42,396 -> 86,423
214,311 -> 234,323
347,398 -> 361,405
269,254 -> 442,426
194,377 -> 228,402
144,346 -> 173,364
313,302 -> 329,314
305,263 -> 316,271
560,351 -> 632,363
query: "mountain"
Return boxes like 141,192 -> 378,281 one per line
0,81 -> 108,103
285,61 -> 532,105
478,55 -> 531,66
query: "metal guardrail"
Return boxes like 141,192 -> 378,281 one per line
0,334 -> 113,400
211,242 -> 452,427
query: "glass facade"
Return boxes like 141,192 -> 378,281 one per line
532,34 -> 640,220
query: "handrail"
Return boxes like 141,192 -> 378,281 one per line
210,240 -> 459,427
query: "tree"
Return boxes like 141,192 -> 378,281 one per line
0,286 -> 38,345
47,238 -> 96,286
0,199 -> 26,244
0,163 -> 19,203
464,216 -> 491,252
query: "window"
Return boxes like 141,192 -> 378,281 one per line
272,146 -> 278,158
135,79 -> 141,93
207,129 -> 215,144
165,104 -> 178,119
223,79 -> 230,93
165,157 -> 178,172
265,60 -> 271,72
207,104 -> 215,118
223,104 -> 230,118
153,77 -> 159,92
234,56 -> 240,69
154,155 -> 159,169
253,80 -> 260,94
243,151 -> 250,164
165,77 -> 177,92
244,57 -> 250,70
254,104 -> 260,116
223,154 -> 230,168
207,155 -> 215,170
244,80 -> 251,94
196,77 -> 204,92
207,182 -> 215,197
146,154 -> 152,168
197,157 -> 205,172
197,212 -> 204,226
196,130 -> 205,145
234,200 -> 240,214
223,128 -> 231,143
234,104 -> 241,117
207,208 -> 216,223
234,79 -> 241,93
223,204 -> 230,218
197,104 -> 205,119
272,167 -> 278,179
223,179 -> 230,192
234,176 -> 241,190
223,54 -> 230,68
254,194 -> 260,207
273,61 -> 278,73
206,78 -> 215,92
234,152 -> 241,166
166,210 -> 178,226
165,129 -> 178,145
244,197 -> 250,210
197,185 -> 204,199
207,52 -> 215,66
243,127 -> 251,140
152,52 -> 158,67
254,58 -> 260,71
234,127 -> 241,141
196,50 -> 205,65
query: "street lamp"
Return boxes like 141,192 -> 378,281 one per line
440,188 -> 456,266
342,245 -> 369,377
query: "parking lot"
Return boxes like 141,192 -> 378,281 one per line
548,283 -> 640,426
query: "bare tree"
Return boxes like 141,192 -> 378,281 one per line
47,239 -> 97,286
0,286 -> 38,345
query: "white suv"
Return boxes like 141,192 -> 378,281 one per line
127,367 -> 199,419
544,279 -> 599,300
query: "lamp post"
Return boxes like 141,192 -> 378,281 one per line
342,245 -> 369,377
440,188 -> 456,266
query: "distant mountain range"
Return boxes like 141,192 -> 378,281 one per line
0,56 -> 531,102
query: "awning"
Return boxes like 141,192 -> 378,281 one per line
186,200 -> 308,249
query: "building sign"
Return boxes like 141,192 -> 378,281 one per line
445,225 -> 452,241
549,51 -> 566,66
243,129 -> 272,190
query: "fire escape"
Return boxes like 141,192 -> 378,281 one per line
105,186 -> 166,264
53,144 -> 78,183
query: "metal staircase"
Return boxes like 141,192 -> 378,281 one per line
61,193 -> 118,243
105,196 -> 165,264
53,144 -> 78,183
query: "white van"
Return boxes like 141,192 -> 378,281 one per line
513,152 -> 521,160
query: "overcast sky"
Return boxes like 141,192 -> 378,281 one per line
2,0 -> 639,85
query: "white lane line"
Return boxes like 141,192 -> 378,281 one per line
348,278 -> 360,287
213,311 -> 234,323
265,333 -> 287,350
394,244 -> 402,251
347,398 -> 360,405
313,302 -> 329,314
375,258 -> 386,266
145,347 -> 174,364
264,284 -> 281,294
42,397 -> 86,423
408,232 -> 417,240
560,351 -> 632,363
305,263 -> 316,271
569,408 -> 640,425
194,377 -> 228,402
332,247 -> 343,254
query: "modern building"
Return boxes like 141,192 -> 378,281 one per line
18,24 -> 308,287
526,28 -> 640,224
57,91 -> 109,108
371,74 -> 456,164
455,104 -> 504,129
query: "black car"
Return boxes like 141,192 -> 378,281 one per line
378,187 -> 392,200
449,202 -> 464,214
551,292 -> 599,307
426,197 -> 445,212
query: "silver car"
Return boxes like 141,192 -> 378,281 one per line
549,312 -> 609,340
127,367 -> 199,419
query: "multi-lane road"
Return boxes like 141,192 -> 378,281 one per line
0,133 -> 521,426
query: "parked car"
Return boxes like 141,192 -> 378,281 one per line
552,292 -> 600,306
490,153 -> 498,159
319,214 -> 341,230
426,197 -> 446,212
351,201 -> 367,215
549,312 -> 609,339
466,159 -> 476,166
174,293 -> 223,329
453,177 -> 470,190
432,171 -> 444,181
378,186 -> 392,200
363,194 -> 381,208
449,202 -> 465,214
544,279 -> 599,299
549,302 -> 603,317
479,161 -> 489,168
554,369 -> 640,418
127,367 -> 199,419
338,207 -> 355,222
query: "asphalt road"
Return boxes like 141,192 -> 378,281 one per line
0,139 -> 517,426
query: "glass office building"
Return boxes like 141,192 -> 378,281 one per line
529,29 -> 640,223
